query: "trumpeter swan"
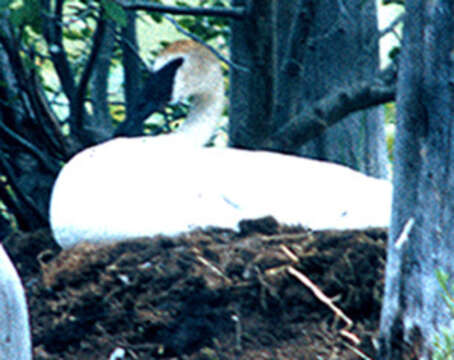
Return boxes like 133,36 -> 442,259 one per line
50,40 -> 392,249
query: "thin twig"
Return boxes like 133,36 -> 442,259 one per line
280,0 -> 314,75
337,0 -> 355,25
340,328 -> 361,345
162,14 -> 249,73
113,22 -> 149,70
196,255 -> 232,285
287,266 -> 353,329
73,15 -> 106,129
115,1 -> 246,19
0,120 -> 59,173
379,13 -> 405,40
42,0 -> 77,100
280,245 -> 299,263
395,217 -> 414,250
0,149 -> 48,224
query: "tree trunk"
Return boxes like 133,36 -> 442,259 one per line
291,0 -> 388,179
379,1 -> 454,358
229,0 -> 276,148
0,245 -> 31,360
122,7 -> 142,123
229,0 -> 388,178
89,19 -> 116,143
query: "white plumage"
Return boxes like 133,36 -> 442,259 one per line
50,40 -> 392,249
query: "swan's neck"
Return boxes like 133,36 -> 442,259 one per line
173,89 -> 224,146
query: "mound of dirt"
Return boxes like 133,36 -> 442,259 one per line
4,217 -> 388,360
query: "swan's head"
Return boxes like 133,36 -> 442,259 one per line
153,40 -> 224,104
116,40 -> 224,138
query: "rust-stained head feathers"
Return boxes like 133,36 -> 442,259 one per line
153,40 -> 223,103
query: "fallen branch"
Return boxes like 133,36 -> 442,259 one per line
343,341 -> 373,360
279,244 -> 299,263
287,266 -> 353,329
196,255 -> 232,285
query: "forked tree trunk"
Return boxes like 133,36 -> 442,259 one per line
0,245 -> 31,360
229,0 -> 388,178
287,0 -> 388,179
379,1 -> 454,358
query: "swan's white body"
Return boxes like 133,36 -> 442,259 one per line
50,40 -> 392,249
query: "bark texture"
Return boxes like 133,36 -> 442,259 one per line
229,0 -> 389,178
291,0 -> 388,178
379,1 -> 454,358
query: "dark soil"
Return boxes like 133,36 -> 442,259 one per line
3,217 -> 387,360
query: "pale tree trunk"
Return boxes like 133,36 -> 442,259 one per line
0,245 -> 31,360
229,0 -> 388,179
379,0 -> 454,358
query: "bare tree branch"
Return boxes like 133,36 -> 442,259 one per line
90,20 -> 117,140
33,78 -> 70,159
122,9 -> 141,123
0,150 -> 48,227
73,16 -> 106,132
0,19 -> 35,119
265,65 -> 397,153
115,0 -> 246,19
0,120 -> 59,173
379,13 -> 405,39
42,0 -> 76,101
115,24 -> 147,68
0,21 -> 67,161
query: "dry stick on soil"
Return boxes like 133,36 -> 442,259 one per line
340,328 -> 361,346
279,244 -> 299,263
196,255 -> 232,285
287,266 -> 353,329
343,341 -> 373,360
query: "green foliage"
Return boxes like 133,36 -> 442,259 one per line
433,270 -> 454,360
0,0 -> 12,10
436,270 -> 454,315
9,0 -> 42,33
3,0 -> 230,131
434,329 -> 454,360
170,0 -> 230,42
100,0 -> 127,27
384,103 -> 396,162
